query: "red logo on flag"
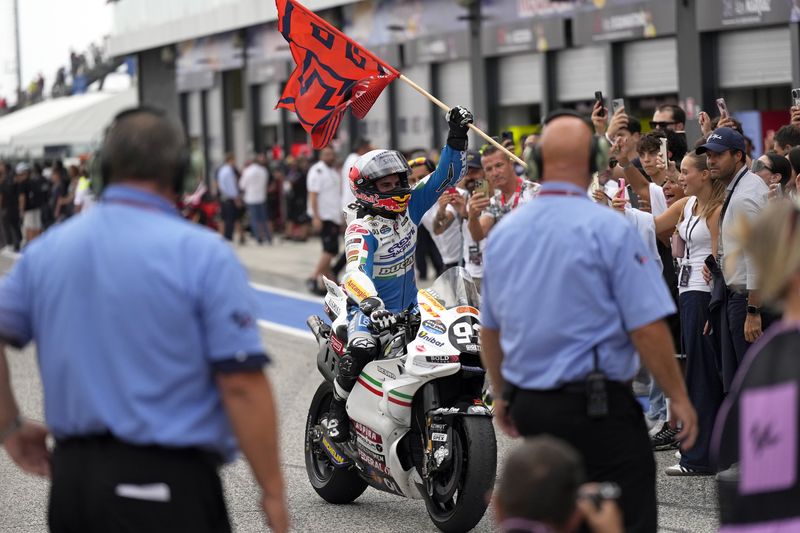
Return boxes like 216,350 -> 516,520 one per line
275,0 -> 400,149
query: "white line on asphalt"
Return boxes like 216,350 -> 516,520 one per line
257,319 -> 316,341
250,282 -> 324,304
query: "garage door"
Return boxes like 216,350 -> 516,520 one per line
719,27 -> 791,89
499,53 -> 542,105
556,46 -> 608,103
623,38 -> 678,96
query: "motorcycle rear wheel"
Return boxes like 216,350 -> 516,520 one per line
423,416 -> 497,533
304,381 -> 368,504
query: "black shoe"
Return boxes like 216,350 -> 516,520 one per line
651,424 -> 679,451
327,396 -> 350,443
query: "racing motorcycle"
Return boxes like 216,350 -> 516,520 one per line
304,267 -> 496,533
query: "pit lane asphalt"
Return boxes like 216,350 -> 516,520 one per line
0,254 -> 718,532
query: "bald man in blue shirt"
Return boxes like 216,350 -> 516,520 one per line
0,108 -> 288,533
481,111 -> 697,533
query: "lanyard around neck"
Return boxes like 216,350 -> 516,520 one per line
501,179 -> 523,210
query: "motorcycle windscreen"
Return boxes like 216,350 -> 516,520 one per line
425,266 -> 480,310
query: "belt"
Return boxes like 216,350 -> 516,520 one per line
726,284 -> 747,294
56,432 -> 223,467
504,379 -> 631,399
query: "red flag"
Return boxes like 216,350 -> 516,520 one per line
275,0 -> 400,149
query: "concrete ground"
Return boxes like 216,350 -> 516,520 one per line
0,239 -> 719,532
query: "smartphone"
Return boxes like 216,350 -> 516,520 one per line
659,137 -> 669,166
473,179 -> 490,197
445,187 -> 458,196
617,178 -> 626,199
611,98 -> 625,116
595,91 -> 605,117
792,88 -> 800,108
716,97 -> 729,119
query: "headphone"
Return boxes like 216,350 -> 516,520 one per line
533,109 -> 600,177
100,106 -> 190,195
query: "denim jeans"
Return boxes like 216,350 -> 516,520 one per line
246,202 -> 270,243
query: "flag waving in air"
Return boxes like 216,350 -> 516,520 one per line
275,0 -> 400,149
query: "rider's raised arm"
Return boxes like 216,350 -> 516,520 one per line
340,222 -> 379,304
408,106 -> 473,225
408,146 -> 465,225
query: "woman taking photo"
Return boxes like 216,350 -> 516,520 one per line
713,198 -> 800,529
614,150 -> 726,475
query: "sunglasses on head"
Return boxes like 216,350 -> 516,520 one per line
649,121 -> 675,129
751,160 -> 773,174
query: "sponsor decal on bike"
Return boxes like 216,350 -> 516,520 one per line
419,290 -> 446,310
376,366 -> 396,380
431,432 -> 448,442
418,331 -> 446,348
322,437 -> 347,466
421,319 -> 446,335
425,355 -> 459,364
415,344 -> 426,353
359,449 -> 390,475
330,334 -> 344,355
353,421 -> 383,444
419,302 -> 440,318
456,306 -> 480,316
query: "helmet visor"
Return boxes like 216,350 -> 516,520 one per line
359,150 -> 410,183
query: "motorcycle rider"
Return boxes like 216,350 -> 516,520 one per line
326,106 -> 474,442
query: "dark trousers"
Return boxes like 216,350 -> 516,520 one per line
49,435 -> 230,533
679,291 -> 723,472
720,290 -> 778,391
220,199 -> 237,241
415,225 -> 443,280
509,382 -> 657,533
1,212 -> 21,251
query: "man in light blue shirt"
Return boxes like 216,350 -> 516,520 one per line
0,108 -> 288,533
480,111 -> 697,533
216,152 -> 241,241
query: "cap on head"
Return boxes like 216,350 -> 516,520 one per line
15,162 -> 30,174
465,150 -> 482,170
696,127 -> 746,155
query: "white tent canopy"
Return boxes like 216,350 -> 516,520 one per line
0,89 -> 138,158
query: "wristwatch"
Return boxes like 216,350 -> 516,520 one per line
746,305 -> 761,315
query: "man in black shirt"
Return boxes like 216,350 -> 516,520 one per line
18,163 -> 48,244
0,165 -> 22,252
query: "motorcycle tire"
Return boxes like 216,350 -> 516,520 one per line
304,381 -> 368,504
423,416 -> 497,533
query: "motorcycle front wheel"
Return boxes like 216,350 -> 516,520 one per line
304,381 -> 368,504
423,416 -> 497,533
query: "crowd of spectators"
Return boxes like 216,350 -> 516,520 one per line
3,96 -> 800,530
1,39 -> 119,115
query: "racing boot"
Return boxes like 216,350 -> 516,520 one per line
326,388 -> 350,443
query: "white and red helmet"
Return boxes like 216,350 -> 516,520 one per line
348,149 -> 413,216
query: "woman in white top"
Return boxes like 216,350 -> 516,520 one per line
618,151 -> 726,476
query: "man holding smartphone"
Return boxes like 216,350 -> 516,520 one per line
431,150 -> 484,285
467,144 -> 539,243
